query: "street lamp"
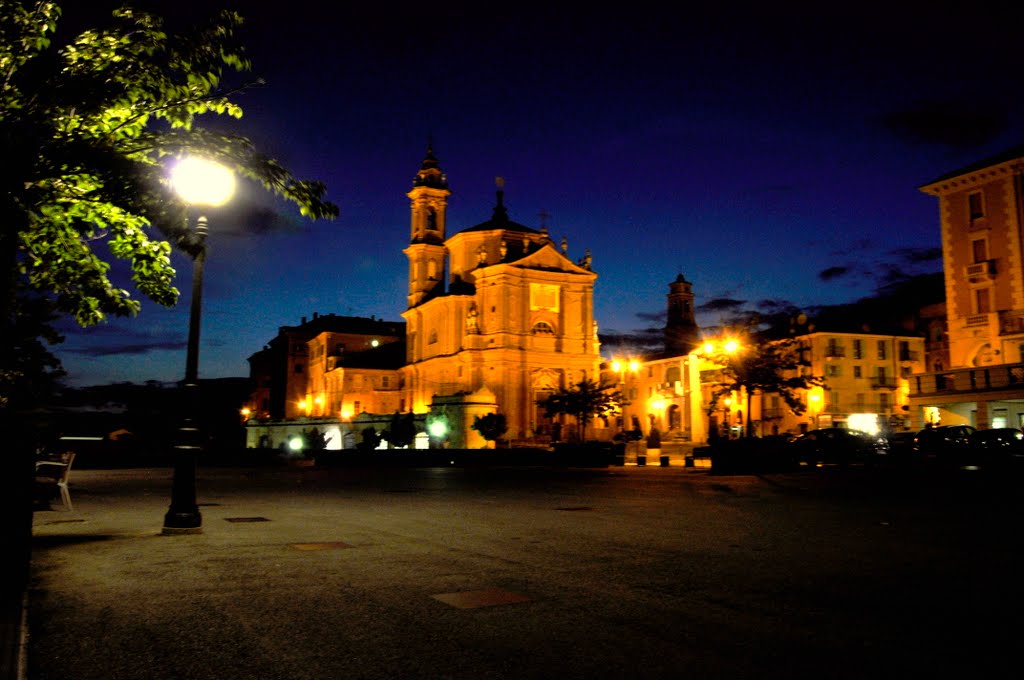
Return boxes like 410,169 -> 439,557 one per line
697,337 -> 746,439
610,358 -> 639,435
162,157 -> 235,535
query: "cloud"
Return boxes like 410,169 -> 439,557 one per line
818,266 -> 850,281
879,99 -> 1008,149
890,246 -> 942,265
818,245 -> 944,296
62,340 -> 186,357
697,297 -> 746,313
635,310 -> 666,323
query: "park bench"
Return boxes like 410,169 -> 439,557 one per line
34,452 -> 75,511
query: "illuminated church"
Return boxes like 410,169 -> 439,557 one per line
245,147 -> 602,448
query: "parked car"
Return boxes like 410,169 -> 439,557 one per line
967,428 -> 1024,470
913,425 -> 976,467
886,431 -> 919,465
789,427 -> 890,466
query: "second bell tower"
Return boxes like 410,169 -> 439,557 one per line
403,146 -> 451,308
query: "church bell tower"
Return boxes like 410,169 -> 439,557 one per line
403,146 -> 451,308
665,274 -> 699,356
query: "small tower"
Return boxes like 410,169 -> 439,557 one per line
665,274 -> 699,356
404,145 -> 451,307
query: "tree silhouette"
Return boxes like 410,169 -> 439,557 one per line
701,335 -> 823,437
471,413 -> 508,445
537,379 -> 622,443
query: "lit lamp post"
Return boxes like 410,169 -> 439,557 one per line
162,157 -> 235,535
610,358 -> 639,435
698,338 -> 745,439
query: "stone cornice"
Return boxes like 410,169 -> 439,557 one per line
920,158 -> 1024,196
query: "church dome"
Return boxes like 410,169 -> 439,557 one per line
459,182 -> 540,234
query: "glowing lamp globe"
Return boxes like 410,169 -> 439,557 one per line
171,157 -> 236,206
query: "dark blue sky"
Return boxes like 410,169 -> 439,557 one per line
54,1 -> 1024,386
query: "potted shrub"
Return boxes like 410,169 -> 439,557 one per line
471,413 -> 508,449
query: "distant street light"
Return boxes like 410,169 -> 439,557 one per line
162,157 -> 235,535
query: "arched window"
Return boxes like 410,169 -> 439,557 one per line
532,321 -> 555,335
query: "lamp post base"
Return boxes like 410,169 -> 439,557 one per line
162,430 -> 203,534
161,523 -> 202,536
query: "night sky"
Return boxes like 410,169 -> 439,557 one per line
52,1 -> 1024,386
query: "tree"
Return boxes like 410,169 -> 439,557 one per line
300,427 -> 331,452
0,291 -> 65,409
382,410 -> 417,449
0,2 -> 338,409
700,335 -> 823,437
355,426 -> 381,452
537,379 -> 622,443
471,412 -> 508,446
0,1 -> 338,598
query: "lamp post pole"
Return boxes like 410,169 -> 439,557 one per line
162,216 -> 207,534
162,157 -> 234,535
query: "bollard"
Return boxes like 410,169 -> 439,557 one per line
660,455 -> 670,467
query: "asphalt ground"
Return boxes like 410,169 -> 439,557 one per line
25,463 -> 1022,679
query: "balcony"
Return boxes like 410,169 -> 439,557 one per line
899,349 -> 919,361
965,259 -> 996,283
870,378 -> 897,389
824,347 -> 845,358
910,363 -> 1024,396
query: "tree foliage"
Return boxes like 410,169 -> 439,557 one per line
382,411 -> 417,448
1,2 -> 338,408
537,379 -> 622,443
0,291 -> 64,409
701,335 -> 824,435
471,412 -> 508,443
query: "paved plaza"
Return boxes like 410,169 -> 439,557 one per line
26,463 -> 1021,679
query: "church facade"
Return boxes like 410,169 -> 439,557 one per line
400,148 -> 601,443
246,148 -> 602,448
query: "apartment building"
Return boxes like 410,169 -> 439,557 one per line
912,146 -> 1024,428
